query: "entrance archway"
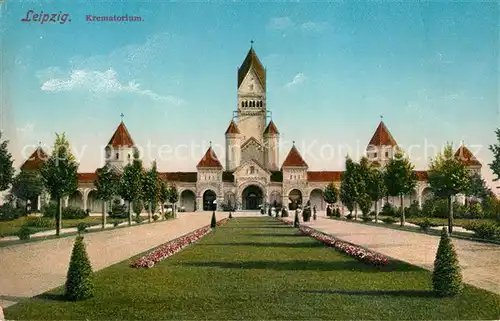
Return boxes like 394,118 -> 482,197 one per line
68,190 -> 83,209
180,190 -> 196,212
288,189 -> 303,210
309,189 -> 325,211
242,185 -> 264,210
203,190 -> 217,211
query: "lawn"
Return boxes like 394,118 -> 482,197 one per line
4,217 -> 500,320
0,216 -> 125,236
407,217 -> 497,227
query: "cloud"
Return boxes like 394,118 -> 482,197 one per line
301,21 -> 329,33
268,17 -> 293,30
285,73 -> 306,88
40,69 -> 184,105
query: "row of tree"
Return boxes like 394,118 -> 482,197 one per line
0,132 -> 179,236
322,136 -> 500,234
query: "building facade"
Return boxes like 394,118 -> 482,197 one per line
19,46 -> 483,213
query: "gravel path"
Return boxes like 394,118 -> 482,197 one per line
0,212 -> 229,308
288,216 -> 500,295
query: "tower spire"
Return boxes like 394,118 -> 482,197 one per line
120,113 -> 124,122
250,40 -> 254,48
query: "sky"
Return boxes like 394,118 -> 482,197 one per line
1,1 -> 499,191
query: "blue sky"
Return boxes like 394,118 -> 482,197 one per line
1,1 -> 499,188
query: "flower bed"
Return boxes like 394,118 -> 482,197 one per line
277,218 -> 388,266
130,226 -> 212,268
216,218 -> 229,227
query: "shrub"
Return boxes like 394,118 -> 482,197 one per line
41,202 -> 58,218
326,206 -> 332,217
302,208 -> 312,222
62,206 -> 88,219
268,206 -> 272,216
369,211 -> 376,217
281,207 -> 288,218
229,212 -> 233,219
113,221 -> 120,227
210,211 -> 216,228
18,225 -> 35,240
381,203 -> 396,217
468,203 -> 484,218
382,217 -> 396,225
453,202 -> 469,219
24,217 -> 54,228
462,221 -> 500,241
346,213 -> 353,220
362,215 -> 372,222
152,213 -> 160,221
405,201 -> 422,218
414,218 -> 433,232
109,199 -> 127,219
65,236 -> 94,301
334,208 -> 341,218
77,222 -> 89,234
132,199 -> 144,216
432,228 -> 463,297
0,203 -> 23,221
135,215 -> 144,224
293,212 -> 299,228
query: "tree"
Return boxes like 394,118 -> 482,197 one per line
142,161 -> 159,222
427,144 -> 470,233
384,151 -> 417,227
94,163 -> 119,229
466,172 -> 490,202
489,128 -> 500,181
323,182 -> 338,206
367,167 -> 386,222
356,157 -> 372,217
0,132 -> 14,192
168,183 -> 179,218
158,180 -> 169,216
65,236 -> 94,301
40,133 -> 79,236
11,170 -> 44,214
432,228 -> 463,297
340,157 -> 358,217
118,148 -> 143,226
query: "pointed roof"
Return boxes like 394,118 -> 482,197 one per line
196,147 -> 223,169
108,121 -> 134,148
225,120 -> 240,135
263,120 -> 279,135
238,47 -> 266,89
282,144 -> 308,168
20,146 -> 48,171
367,121 -> 398,147
454,145 -> 482,166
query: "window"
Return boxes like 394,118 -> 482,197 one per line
250,166 -> 255,174
115,153 -> 119,160
385,151 -> 389,157
241,101 -> 244,107
128,153 -> 131,159
373,152 -> 377,158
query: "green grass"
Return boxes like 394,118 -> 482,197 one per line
407,217 -> 497,228
5,217 -> 500,320
0,216 -> 125,236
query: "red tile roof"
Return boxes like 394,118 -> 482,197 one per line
282,145 -> 308,168
238,47 -> 266,89
368,121 -> 398,148
108,121 -> 134,148
78,172 -> 97,183
263,120 -> 279,135
307,171 -> 342,182
225,120 -> 240,135
414,170 -> 428,181
454,145 -> 482,166
20,147 -> 48,171
196,147 -> 223,169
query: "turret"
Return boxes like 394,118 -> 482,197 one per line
366,119 -> 398,167
263,120 -> 279,171
225,120 -> 242,171
104,120 -> 135,171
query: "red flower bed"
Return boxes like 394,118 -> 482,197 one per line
216,218 -> 229,227
277,218 -> 388,266
130,226 -> 212,268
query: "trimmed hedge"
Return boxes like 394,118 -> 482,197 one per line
210,211 -> 216,228
65,236 -> 94,301
432,228 -> 463,297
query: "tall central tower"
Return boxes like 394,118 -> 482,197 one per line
237,45 -> 267,145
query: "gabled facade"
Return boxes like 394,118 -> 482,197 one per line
18,45 -> 485,213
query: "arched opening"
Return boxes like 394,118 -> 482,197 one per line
68,190 -> 84,209
87,190 -> 103,213
288,189 -> 303,210
309,189 -> 325,211
203,190 -> 217,211
224,192 -> 236,210
180,190 -> 196,212
242,185 -> 264,210
422,187 -> 433,202
269,191 -> 281,208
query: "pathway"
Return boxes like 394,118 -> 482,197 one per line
0,211 -> 233,308
287,216 -> 500,295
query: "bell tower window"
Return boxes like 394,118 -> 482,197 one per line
115,153 -> 119,160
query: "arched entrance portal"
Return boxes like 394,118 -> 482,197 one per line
309,189 -> 325,211
242,185 -> 264,210
203,190 -> 217,211
180,190 -> 196,212
288,189 -> 303,210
